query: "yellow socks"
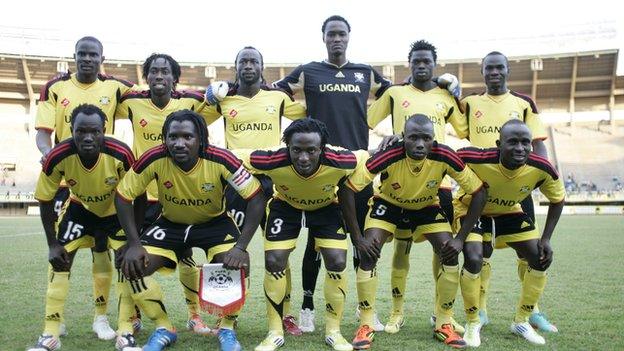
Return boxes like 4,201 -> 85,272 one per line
129,276 -> 173,330
460,268 -> 481,323
324,270 -> 347,334
356,268 -> 378,326
515,267 -> 547,323
264,270 -> 287,333
43,270 -> 70,337
435,264 -> 459,328
390,239 -> 411,315
92,250 -> 112,316
116,270 -> 135,335
178,257 -> 200,318
479,257 -> 492,314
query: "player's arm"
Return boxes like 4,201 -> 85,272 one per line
366,88 -> 392,130
221,160 -> 267,270
369,66 -> 392,98
35,84 -> 57,160
36,130 -> 53,162
272,65 -> 304,95
115,163 -> 154,279
197,103 -> 223,126
441,161 -> 487,260
34,160 -> 69,269
536,169 -> 566,269
446,96 -> 469,139
281,94 -> 307,120
532,139 -> 548,158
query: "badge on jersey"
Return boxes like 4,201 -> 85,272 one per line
199,263 -> 246,316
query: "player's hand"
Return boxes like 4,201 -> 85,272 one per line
377,134 -> 401,152
353,236 -> 381,260
205,81 -> 229,105
222,246 -> 249,270
440,237 -> 463,261
538,239 -> 553,270
122,244 -> 149,280
436,73 -> 461,98
48,243 -> 70,271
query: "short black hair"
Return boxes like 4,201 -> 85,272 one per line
405,114 -> 433,128
70,104 -> 107,128
482,51 -> 509,66
499,119 -> 528,137
282,118 -> 329,147
322,15 -> 351,33
75,36 -> 103,54
234,46 -> 265,84
408,40 -> 437,63
162,110 -> 209,157
143,53 -> 181,86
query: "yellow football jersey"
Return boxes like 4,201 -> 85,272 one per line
36,73 -> 135,143
115,90 -> 205,201
347,142 -> 482,210
35,137 -> 134,217
455,147 -> 565,216
237,146 -> 365,211
458,91 -> 547,147
367,84 -> 467,141
117,145 -> 261,224
199,88 -> 306,149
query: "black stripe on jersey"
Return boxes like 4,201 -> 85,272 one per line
250,148 -> 290,171
133,145 -> 167,173
204,146 -> 243,173
102,137 -> 135,171
428,142 -> 465,172
453,96 -> 465,114
321,147 -> 357,169
42,139 -> 75,176
39,73 -> 71,102
97,74 -> 134,88
120,90 -> 149,103
365,143 -> 406,174
464,101 -> 471,140
510,91 -> 539,114
526,154 -> 559,180
457,147 -> 499,164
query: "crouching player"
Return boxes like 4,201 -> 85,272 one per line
455,119 -> 565,346
237,118 -> 366,351
342,114 -> 487,350
115,110 -> 266,351
29,104 -> 138,351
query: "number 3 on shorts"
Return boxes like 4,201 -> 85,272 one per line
270,218 -> 283,234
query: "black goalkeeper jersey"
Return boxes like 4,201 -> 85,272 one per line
274,60 -> 390,150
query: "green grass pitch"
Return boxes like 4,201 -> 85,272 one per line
1,215 -> 622,350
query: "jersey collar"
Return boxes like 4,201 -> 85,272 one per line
322,60 -> 350,69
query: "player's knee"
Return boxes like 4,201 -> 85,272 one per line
324,255 -> 346,272
391,248 -> 410,270
265,254 -> 287,273
482,241 -> 494,258
463,251 -> 483,274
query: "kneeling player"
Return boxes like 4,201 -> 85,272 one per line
29,104 -> 138,351
238,119 -> 365,351
454,120 -> 565,346
343,115 -> 486,350
115,110 -> 266,351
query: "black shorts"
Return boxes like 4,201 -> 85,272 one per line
142,201 -> 163,231
365,198 -> 452,241
458,212 -> 540,249
56,200 -> 123,252
225,175 -> 273,228
263,199 -> 348,251
141,214 -> 240,269
53,187 -> 70,218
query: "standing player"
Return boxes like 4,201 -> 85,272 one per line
343,115 -> 486,350
116,110 -> 266,351
271,15 -> 391,332
28,104 -> 137,351
366,40 -> 467,334
34,36 -> 136,339
116,53 -> 212,335
455,120 -> 565,345
243,119 -> 365,351
456,51 -> 555,333
201,46 -> 306,335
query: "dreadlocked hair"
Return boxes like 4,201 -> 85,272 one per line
408,39 -> 437,63
282,118 -> 329,148
161,109 -> 209,158
143,53 -> 181,88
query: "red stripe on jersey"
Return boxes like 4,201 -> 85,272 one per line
528,154 -> 558,174
250,154 -> 288,164
431,147 -> 465,167
207,147 -> 241,168
367,147 -> 403,170
134,145 -> 166,171
42,143 -> 72,171
105,140 -> 135,163
325,153 -> 356,161
457,151 -> 498,158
